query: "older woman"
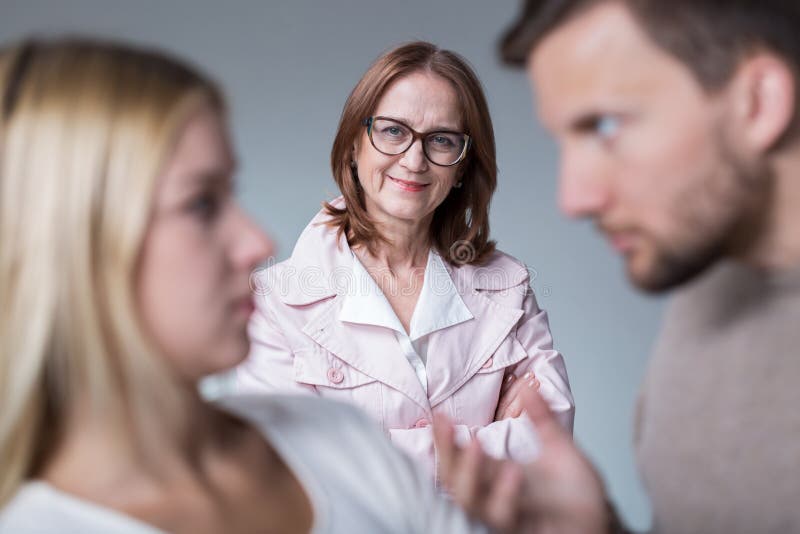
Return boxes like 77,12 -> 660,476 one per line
236,42 -> 575,476
0,37 -> 511,533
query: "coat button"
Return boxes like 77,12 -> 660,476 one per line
327,368 -> 344,384
481,357 -> 493,369
413,418 -> 430,429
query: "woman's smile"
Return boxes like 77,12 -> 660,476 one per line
387,175 -> 430,192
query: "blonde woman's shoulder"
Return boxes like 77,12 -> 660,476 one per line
0,481 -> 162,534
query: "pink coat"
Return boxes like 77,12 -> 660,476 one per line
235,203 -> 574,480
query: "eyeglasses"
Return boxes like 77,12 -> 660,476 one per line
363,116 -> 471,167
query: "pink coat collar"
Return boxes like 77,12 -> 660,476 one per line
276,197 -> 530,306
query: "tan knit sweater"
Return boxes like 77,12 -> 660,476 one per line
635,261 -> 800,534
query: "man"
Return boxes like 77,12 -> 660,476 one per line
434,1 -> 800,533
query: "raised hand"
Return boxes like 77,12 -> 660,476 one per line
435,388 -> 621,534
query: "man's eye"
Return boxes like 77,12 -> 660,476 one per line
574,114 -> 622,141
595,116 -> 620,139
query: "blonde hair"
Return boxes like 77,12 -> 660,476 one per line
0,38 -> 223,506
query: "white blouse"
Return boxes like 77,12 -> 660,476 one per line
0,395 -> 486,534
339,250 -> 473,392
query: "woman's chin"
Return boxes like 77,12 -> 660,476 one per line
197,339 -> 250,379
374,198 -> 435,225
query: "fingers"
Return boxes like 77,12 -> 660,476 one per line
432,413 -> 456,483
441,438 -> 527,532
499,372 -> 517,398
496,396 -> 523,421
520,386 -> 570,449
495,393 -> 517,421
433,417 -> 529,532
483,461 -> 524,532
433,418 -> 493,516
500,371 -> 536,399
496,372 -> 541,421
496,375 -> 522,416
448,439 -> 485,512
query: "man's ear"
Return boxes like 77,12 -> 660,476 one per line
729,52 -> 796,155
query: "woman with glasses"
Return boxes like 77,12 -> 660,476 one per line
236,41 -> 575,477
0,37 -> 504,533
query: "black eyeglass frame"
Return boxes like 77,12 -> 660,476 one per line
362,116 -> 471,167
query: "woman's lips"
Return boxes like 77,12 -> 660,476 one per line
388,175 -> 430,192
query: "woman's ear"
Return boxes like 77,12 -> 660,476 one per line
455,158 -> 469,182
452,167 -> 465,190
729,52 -> 796,155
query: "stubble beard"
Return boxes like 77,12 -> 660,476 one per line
630,128 -> 770,294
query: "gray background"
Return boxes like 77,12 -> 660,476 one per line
0,1 -> 664,529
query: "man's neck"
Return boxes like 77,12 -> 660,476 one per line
736,149 -> 800,271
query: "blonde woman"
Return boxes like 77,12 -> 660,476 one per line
0,38 -> 532,533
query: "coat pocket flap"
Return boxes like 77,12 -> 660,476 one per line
475,335 -> 528,374
293,348 -> 377,389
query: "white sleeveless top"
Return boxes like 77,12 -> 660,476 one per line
0,395 -> 486,534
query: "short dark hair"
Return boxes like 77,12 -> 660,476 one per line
500,0 -> 800,91
327,41 -> 497,265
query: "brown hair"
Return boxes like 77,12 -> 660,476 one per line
500,0 -> 800,92
326,41 -> 496,265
